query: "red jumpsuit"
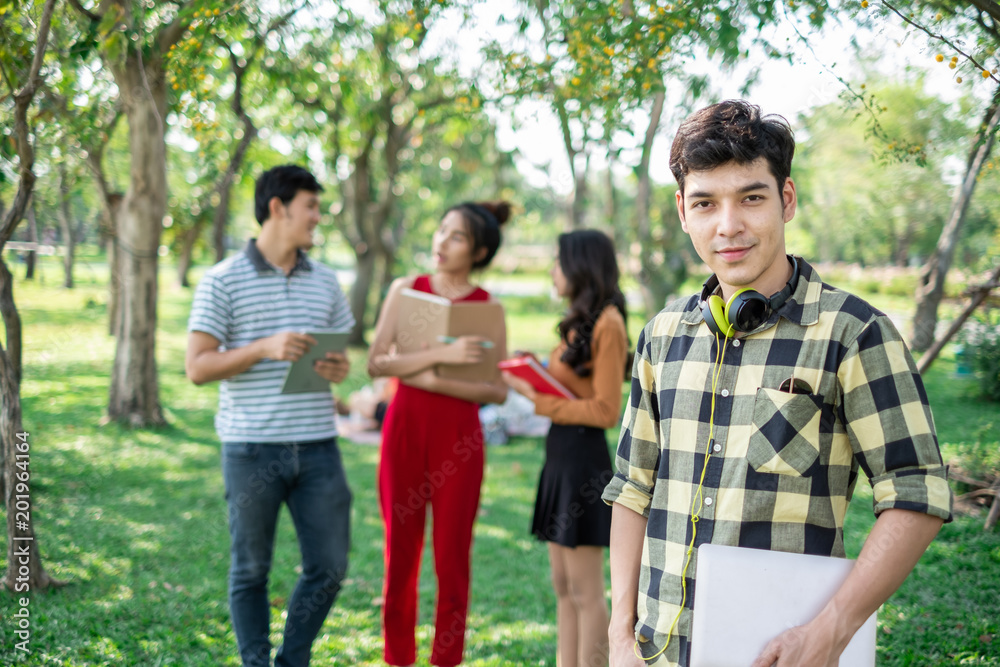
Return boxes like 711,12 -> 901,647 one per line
378,275 -> 489,667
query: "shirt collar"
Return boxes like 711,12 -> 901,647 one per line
681,256 -> 822,329
245,238 -> 312,276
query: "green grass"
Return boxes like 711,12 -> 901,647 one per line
0,256 -> 998,666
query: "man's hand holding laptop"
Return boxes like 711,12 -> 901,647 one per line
750,508 -> 943,667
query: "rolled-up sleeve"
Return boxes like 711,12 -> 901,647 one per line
838,316 -> 953,522
603,326 -> 662,517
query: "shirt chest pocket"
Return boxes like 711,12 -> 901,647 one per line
747,387 -> 824,477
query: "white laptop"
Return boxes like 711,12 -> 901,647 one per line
689,543 -> 877,667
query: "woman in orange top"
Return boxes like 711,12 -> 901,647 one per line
503,229 -> 629,667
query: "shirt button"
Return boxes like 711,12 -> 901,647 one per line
721,389 -> 730,397
732,339 -> 741,347
713,443 -> 722,453
704,497 -> 713,506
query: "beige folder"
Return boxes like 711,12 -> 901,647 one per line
395,288 -> 505,382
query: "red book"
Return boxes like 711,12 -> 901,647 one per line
498,355 -> 576,400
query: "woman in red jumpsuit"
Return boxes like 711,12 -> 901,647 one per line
367,201 -> 511,667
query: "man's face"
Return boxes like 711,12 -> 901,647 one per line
676,157 -> 796,299
273,189 -> 321,250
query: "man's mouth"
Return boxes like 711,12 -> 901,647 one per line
716,246 -> 752,261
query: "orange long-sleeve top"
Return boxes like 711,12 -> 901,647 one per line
532,305 -> 628,430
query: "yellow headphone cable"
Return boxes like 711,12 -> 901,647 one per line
635,329 -> 731,662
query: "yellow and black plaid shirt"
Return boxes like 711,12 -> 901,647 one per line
602,258 -> 953,666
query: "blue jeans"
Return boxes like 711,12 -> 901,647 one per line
222,438 -> 351,667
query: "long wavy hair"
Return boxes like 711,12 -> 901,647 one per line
556,230 -> 628,378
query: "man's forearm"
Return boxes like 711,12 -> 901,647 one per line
817,509 -> 943,650
609,502 -> 648,637
187,339 -> 266,384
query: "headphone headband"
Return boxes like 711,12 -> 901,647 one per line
700,255 -> 800,336
766,254 -> 800,312
700,255 -> 799,307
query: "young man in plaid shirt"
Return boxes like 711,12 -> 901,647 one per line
604,100 -> 952,667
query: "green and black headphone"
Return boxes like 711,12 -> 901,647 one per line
699,255 -> 800,337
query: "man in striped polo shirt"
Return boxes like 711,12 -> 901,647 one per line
605,101 -> 951,667
186,165 -> 355,667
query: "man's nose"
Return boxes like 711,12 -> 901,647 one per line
716,202 -> 744,236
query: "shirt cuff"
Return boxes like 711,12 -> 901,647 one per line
602,472 -> 653,518
533,393 -> 558,418
870,465 -> 953,523
188,323 -> 226,344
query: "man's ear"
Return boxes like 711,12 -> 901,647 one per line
675,189 -> 689,233
268,196 -> 285,222
781,177 -> 797,223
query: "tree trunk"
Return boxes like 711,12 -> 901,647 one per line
107,52 -> 167,426
212,61 -> 257,263
636,91 -> 667,318
85,137 -> 123,335
0,0 -> 60,592
603,154 -> 621,250
212,194 -> 229,264
349,247 -> 376,345
911,88 -> 1000,351
570,166 -> 587,231
369,115 -> 404,333
1,258 -> 61,591
106,198 -> 123,337
58,161 -> 75,288
916,263 -> 1000,374
177,218 -> 205,288
24,203 -> 37,281
345,144 -> 375,346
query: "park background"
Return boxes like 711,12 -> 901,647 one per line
1,0 -> 999,664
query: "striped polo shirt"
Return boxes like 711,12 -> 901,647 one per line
188,239 -> 355,443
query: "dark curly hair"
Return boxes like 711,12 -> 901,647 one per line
556,230 -> 628,378
669,99 -> 795,197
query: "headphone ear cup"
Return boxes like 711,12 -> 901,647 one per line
726,288 -> 769,333
703,295 -> 734,338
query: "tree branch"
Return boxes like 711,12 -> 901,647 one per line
68,0 -> 102,21
157,4 -> 193,53
0,0 -> 57,250
967,0 -> 1000,26
880,0 -> 998,84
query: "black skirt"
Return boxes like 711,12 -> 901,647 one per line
531,423 -> 614,547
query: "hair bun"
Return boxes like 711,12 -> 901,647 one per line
479,200 -> 512,226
